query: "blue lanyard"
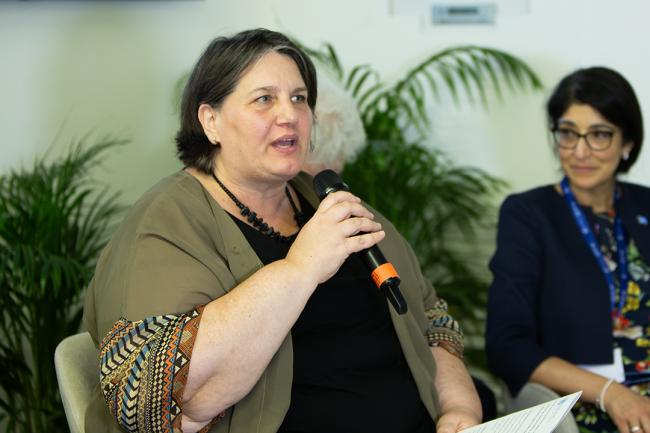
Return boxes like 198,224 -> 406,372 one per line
560,177 -> 629,318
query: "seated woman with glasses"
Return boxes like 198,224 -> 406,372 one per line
486,66 -> 650,433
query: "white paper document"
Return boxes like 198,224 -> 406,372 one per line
460,391 -> 582,433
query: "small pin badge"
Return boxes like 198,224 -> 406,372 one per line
637,215 -> 648,225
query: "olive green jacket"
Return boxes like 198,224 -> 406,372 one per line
83,170 -> 440,433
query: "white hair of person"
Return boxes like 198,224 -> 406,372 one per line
304,71 -> 367,175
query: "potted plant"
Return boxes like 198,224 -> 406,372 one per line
0,137 -> 124,432
303,42 -> 542,366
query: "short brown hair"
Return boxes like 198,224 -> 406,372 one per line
175,28 -> 318,174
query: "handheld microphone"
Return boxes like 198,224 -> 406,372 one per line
313,169 -> 408,315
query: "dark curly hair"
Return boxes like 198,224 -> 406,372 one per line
547,66 -> 643,173
175,28 -> 318,174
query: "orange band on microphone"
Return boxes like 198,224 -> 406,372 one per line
371,263 -> 399,288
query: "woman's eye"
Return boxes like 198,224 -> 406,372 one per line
256,95 -> 271,103
557,128 -> 577,139
292,94 -> 307,103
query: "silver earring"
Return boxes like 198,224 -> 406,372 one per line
623,152 -> 630,161
211,137 -> 217,145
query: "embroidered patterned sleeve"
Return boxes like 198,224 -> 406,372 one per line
425,298 -> 464,360
99,304 -> 225,433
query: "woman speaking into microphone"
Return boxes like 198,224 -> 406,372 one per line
83,28 -> 481,433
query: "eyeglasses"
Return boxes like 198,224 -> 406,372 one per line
552,127 -> 616,151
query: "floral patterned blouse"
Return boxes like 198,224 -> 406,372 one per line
573,210 -> 650,433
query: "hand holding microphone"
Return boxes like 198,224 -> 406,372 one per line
285,179 -> 385,288
313,169 -> 408,315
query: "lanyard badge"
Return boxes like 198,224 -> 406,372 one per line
560,177 -> 629,329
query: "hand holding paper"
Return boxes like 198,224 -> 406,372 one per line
460,391 -> 582,433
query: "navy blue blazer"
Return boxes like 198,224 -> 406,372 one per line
485,182 -> 650,396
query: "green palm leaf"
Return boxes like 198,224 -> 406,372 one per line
305,41 -> 541,369
0,136 -> 125,432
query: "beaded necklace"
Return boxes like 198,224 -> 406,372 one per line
212,173 -> 306,243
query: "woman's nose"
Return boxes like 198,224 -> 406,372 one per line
573,136 -> 592,159
275,98 -> 298,124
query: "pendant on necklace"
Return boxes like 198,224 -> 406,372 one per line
612,313 -> 630,331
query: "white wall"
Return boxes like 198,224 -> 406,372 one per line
1,0 -> 649,206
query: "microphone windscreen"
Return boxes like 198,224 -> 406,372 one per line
313,169 -> 349,200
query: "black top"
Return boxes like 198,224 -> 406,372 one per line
486,182 -> 650,396
231,193 -> 435,433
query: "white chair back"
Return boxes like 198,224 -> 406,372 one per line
54,332 -> 99,433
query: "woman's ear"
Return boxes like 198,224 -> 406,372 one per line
622,141 -> 634,160
198,103 -> 221,144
